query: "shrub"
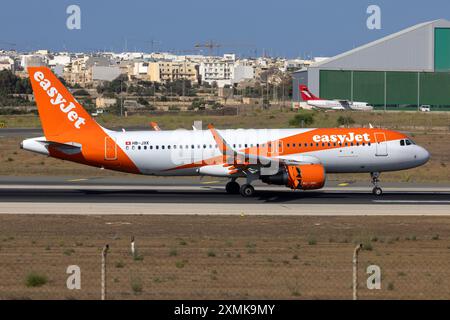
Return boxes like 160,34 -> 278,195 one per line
337,115 -> 355,127
289,111 -> 315,127
207,250 -> 216,257
25,272 -> 48,287
130,278 -> 143,294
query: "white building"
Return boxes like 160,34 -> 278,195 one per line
131,61 -> 149,79
20,55 -> 47,68
199,54 -> 236,87
233,64 -> 254,84
0,56 -> 14,71
92,65 -> 122,82
49,54 -> 71,68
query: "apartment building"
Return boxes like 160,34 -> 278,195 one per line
147,60 -> 198,84
199,54 -> 235,87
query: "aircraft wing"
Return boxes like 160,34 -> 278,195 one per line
207,124 -> 320,174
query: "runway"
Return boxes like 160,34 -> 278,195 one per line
0,176 -> 449,215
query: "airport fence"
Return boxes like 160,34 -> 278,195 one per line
0,241 -> 449,300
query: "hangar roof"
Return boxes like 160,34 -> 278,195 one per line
310,19 -> 450,72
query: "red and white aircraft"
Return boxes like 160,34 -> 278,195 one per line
21,67 -> 429,196
299,85 -> 373,111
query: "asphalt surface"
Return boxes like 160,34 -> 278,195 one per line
0,176 -> 449,205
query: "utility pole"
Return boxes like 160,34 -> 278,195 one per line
120,80 -> 123,117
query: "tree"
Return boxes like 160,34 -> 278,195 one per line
289,111 -> 315,127
0,70 -> 32,95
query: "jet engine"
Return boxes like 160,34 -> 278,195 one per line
261,164 -> 326,190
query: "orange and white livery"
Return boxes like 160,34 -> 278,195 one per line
22,67 -> 430,197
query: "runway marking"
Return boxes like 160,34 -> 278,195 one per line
373,200 -> 450,204
201,181 -> 220,184
338,183 -> 349,187
67,178 -> 88,182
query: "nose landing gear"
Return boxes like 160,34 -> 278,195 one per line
371,172 -> 383,196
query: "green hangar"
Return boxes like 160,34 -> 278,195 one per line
292,19 -> 450,108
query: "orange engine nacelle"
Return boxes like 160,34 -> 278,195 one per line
262,164 -> 326,190
286,164 -> 326,190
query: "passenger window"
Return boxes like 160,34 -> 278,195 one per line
144,146 -> 147,150
150,146 -> 153,150
132,146 -> 135,150
156,146 -> 159,150
167,145 -> 171,149
138,146 -> 141,150
162,146 -> 165,150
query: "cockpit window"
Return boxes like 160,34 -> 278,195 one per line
400,139 -> 416,146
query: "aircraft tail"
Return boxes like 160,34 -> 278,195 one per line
26,67 -> 140,174
27,67 -> 99,140
299,85 -> 320,101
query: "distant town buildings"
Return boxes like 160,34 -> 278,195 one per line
0,48 -> 315,89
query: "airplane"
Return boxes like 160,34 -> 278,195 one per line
299,85 -> 374,111
21,67 -> 430,197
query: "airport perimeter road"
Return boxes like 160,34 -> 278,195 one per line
0,177 -> 449,215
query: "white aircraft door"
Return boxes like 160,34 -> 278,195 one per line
374,132 -> 388,156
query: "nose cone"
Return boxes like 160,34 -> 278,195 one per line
416,146 -> 430,165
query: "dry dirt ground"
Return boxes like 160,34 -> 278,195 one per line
0,215 -> 449,300
1,130 -> 449,182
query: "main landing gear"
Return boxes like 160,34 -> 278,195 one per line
239,184 -> 255,197
225,180 -> 256,197
226,174 -> 258,197
225,180 -> 240,194
371,172 -> 383,196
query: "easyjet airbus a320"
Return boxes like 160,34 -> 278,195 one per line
21,67 -> 430,197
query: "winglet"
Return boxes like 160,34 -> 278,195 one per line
150,122 -> 161,131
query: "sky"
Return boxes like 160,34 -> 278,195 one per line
1,0 -> 449,58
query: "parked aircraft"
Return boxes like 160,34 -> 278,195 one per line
300,85 -> 374,111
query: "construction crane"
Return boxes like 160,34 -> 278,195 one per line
194,40 -> 221,56
167,49 -> 201,55
194,40 -> 257,57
